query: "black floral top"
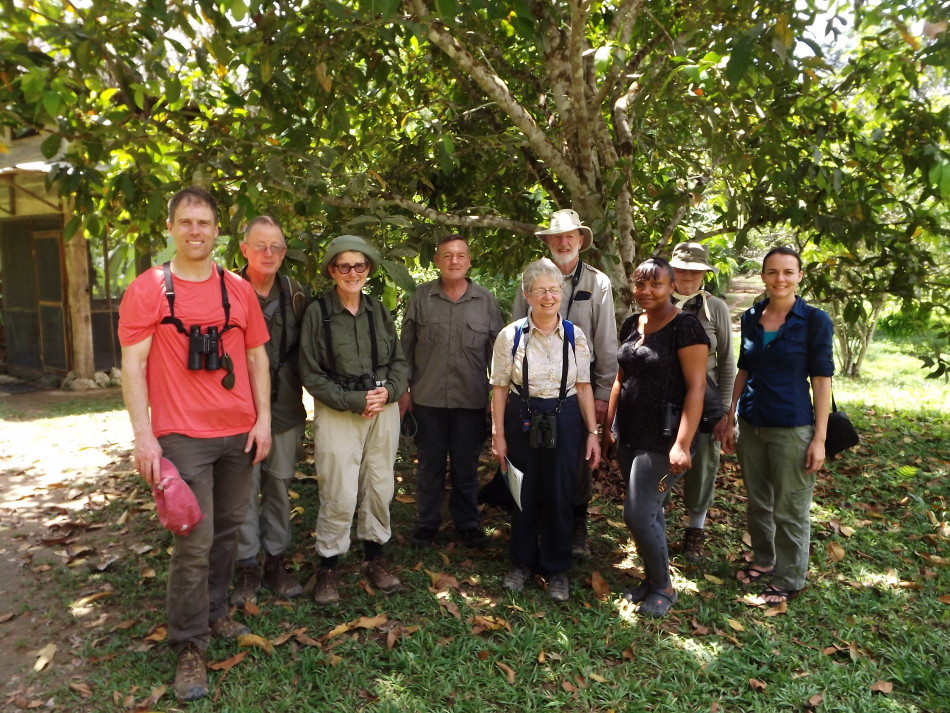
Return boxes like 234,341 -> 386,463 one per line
614,312 -> 709,454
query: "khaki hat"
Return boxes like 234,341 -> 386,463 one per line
320,234 -> 382,278
669,241 -> 718,273
535,209 -> 593,251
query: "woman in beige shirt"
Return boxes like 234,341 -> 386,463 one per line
490,258 -> 601,603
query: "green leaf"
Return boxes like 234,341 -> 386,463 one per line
42,91 -> 61,119
725,31 -> 757,85
434,0 -> 459,18
40,133 -> 62,159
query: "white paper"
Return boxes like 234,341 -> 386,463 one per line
504,458 -> 525,511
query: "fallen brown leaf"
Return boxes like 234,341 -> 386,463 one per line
395,494 -> 415,504
826,542 -> 845,562
425,569 -> 460,590
870,680 -> 893,695
591,571 -> 610,600
806,692 -> 824,708
210,650 -> 248,670
272,627 -> 308,646
726,618 -> 744,631
938,595 -> 950,605
237,633 -> 274,655
144,625 -> 167,642
749,678 -> 767,692
562,680 -> 578,693
33,643 -> 57,671
68,681 -> 93,697
703,573 -> 724,585
470,615 -> 511,635
496,662 -> 516,684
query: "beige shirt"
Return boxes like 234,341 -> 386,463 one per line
512,261 -> 618,401
490,313 -> 591,399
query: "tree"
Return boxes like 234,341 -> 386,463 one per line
2,0 -> 947,332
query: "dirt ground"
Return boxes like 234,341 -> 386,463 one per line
0,387 -> 134,711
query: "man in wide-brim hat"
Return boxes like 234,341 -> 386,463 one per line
508,208 -> 618,559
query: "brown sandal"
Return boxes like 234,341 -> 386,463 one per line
736,566 -> 774,585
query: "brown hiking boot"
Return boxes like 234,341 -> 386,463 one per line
313,567 -> 340,606
210,615 -> 250,640
361,558 -> 403,594
263,554 -> 303,598
174,643 -> 208,702
682,527 -> 706,564
231,561 -> 260,608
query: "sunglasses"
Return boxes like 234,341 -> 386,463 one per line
220,353 -> 235,390
333,262 -> 369,274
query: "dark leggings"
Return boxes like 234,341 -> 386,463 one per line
618,444 -> 682,590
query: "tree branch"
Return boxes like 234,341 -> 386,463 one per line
322,193 -> 541,234
404,0 -> 585,197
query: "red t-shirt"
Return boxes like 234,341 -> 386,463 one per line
118,265 -> 269,439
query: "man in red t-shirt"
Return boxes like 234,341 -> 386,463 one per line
119,187 -> 271,703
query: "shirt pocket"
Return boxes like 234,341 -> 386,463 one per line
463,322 -> 490,353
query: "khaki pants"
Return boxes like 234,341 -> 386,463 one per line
313,401 -> 399,558
736,417 -> 816,591
236,423 -> 304,561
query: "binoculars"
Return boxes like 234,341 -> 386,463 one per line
338,374 -> 380,391
188,325 -> 221,371
528,410 -> 558,449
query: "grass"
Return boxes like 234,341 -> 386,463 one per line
10,335 -> 950,712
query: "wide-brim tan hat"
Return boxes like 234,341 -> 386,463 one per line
669,241 -> 718,273
535,209 -> 593,251
320,234 -> 381,278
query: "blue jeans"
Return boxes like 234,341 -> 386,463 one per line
736,417 -> 815,591
159,433 -> 254,653
618,445 -> 682,590
413,405 -> 486,532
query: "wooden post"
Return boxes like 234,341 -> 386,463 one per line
62,202 -> 95,379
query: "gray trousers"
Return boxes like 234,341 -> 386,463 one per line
736,417 -> 816,591
159,433 -> 254,653
236,423 -> 304,561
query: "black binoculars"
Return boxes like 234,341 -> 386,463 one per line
661,401 -> 680,439
528,410 -> 558,449
188,325 -> 221,370
338,374 -> 379,392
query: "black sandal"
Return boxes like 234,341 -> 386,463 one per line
621,581 -> 651,604
736,566 -> 774,585
760,584 -> 803,606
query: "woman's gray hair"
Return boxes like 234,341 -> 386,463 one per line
521,257 -> 562,294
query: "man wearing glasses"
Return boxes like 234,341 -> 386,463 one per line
118,187 -> 271,703
230,216 -> 309,608
511,209 -> 618,558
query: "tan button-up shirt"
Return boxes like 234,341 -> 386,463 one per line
401,278 -> 504,409
490,313 -> 591,399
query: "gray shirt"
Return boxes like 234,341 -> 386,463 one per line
512,261 -> 618,401
402,278 -> 504,410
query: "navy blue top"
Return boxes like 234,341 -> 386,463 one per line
737,296 -> 834,428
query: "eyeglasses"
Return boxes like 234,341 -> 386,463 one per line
529,287 -> 563,297
220,353 -> 235,390
333,262 -> 369,274
247,244 -> 287,254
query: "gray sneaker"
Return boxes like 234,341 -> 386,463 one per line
548,573 -> 570,602
502,565 -> 531,592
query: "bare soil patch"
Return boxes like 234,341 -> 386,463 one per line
1,388 -> 134,711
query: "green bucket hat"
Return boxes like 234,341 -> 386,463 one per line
320,235 -> 382,279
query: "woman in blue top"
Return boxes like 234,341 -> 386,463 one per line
722,246 -> 833,606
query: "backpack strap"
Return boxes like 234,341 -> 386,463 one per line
316,292 -> 380,381
160,261 -> 232,336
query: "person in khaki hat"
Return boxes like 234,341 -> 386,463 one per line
511,209 -> 618,558
299,235 -> 408,606
668,241 -> 736,563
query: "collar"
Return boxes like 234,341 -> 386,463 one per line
527,311 -> 565,338
673,290 -> 711,321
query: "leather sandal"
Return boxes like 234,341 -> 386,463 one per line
736,566 -> 774,585
761,584 -> 803,606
